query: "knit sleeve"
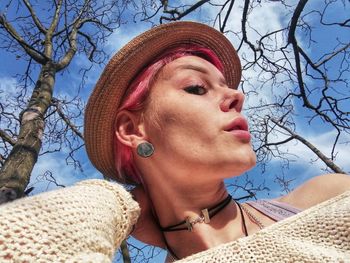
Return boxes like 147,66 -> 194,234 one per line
179,190 -> 350,263
0,179 -> 140,263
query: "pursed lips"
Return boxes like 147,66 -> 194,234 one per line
224,117 -> 251,141
224,117 -> 249,132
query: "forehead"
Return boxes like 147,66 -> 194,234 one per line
160,56 -> 226,84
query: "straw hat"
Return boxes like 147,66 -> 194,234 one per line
84,21 -> 241,182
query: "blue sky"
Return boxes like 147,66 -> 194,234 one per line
0,1 -> 349,262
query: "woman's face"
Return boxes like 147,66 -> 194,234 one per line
142,55 -> 256,179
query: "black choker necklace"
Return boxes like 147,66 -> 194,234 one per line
160,194 -> 232,232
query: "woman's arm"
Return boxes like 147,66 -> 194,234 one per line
0,179 -> 140,262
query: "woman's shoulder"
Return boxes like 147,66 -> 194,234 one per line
275,173 -> 350,210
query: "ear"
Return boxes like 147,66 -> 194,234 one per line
115,110 -> 146,148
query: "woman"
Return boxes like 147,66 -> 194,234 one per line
84,21 -> 350,260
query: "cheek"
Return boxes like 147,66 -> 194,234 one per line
144,101 -> 217,159
145,99 -> 187,135
145,93 -> 206,132
143,93 -> 181,133
143,89 -> 219,155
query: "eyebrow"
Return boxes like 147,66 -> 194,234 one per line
176,64 -> 227,85
177,64 -> 208,74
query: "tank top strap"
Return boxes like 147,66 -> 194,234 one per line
245,199 -> 302,222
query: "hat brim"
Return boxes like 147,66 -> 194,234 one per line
84,21 -> 241,183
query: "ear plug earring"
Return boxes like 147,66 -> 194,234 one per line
137,142 -> 154,158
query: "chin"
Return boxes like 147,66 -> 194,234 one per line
246,151 -> 257,168
245,152 -> 257,171
225,152 -> 257,177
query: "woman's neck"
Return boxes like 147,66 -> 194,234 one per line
143,173 -> 227,226
141,171 -> 245,259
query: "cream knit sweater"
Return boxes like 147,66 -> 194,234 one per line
0,179 -> 349,262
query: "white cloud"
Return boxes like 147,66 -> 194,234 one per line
105,22 -> 151,54
0,76 -> 20,97
29,151 -> 103,195
0,76 -> 28,124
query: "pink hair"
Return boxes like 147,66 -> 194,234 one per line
114,44 -> 224,184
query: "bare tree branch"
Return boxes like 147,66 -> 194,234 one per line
160,0 -> 210,23
51,98 -> 84,140
315,43 -> 350,68
0,129 -> 16,146
77,30 -> 97,61
270,117 -> 346,174
287,0 -> 308,44
55,26 -> 78,71
219,0 -> 235,33
0,14 -> 48,64
44,0 -> 63,58
22,0 -> 47,34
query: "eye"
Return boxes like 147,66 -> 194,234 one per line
184,85 -> 207,95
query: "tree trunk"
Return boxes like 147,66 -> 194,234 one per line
0,63 -> 55,204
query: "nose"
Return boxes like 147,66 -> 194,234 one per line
220,88 -> 245,113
